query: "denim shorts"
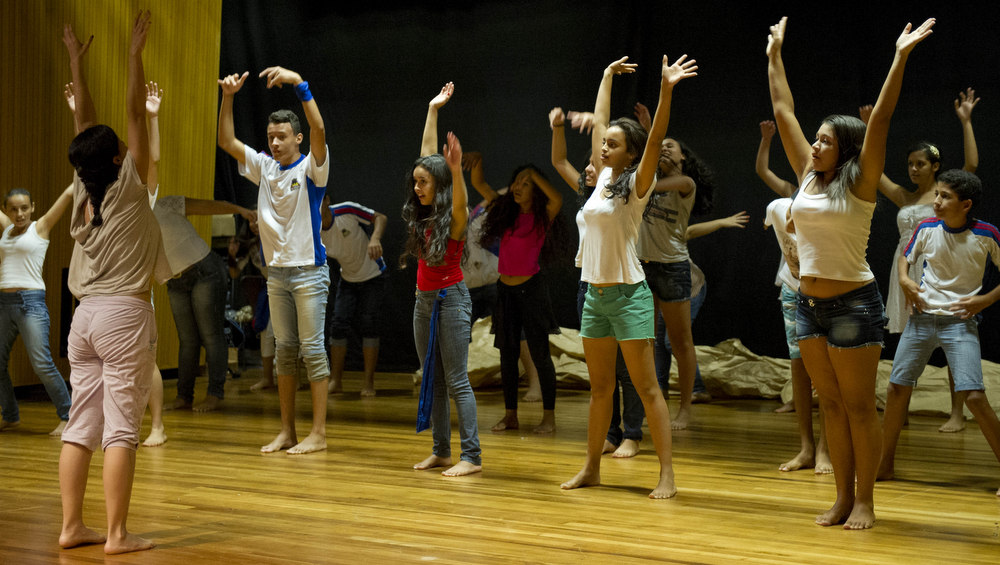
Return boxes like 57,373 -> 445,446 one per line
642,261 -> 691,303
580,280 -> 655,341
796,281 -> 885,349
779,283 -> 801,359
889,314 -> 983,391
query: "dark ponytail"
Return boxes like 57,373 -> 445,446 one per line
68,125 -> 121,227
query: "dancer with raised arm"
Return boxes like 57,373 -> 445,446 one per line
766,16 -> 934,529
59,12 -> 172,554
405,83 -> 481,477
561,54 -> 696,499
218,62 -> 331,454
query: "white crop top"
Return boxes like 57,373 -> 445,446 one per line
0,222 -> 49,290
789,172 -> 875,282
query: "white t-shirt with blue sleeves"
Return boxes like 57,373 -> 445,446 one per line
239,145 -> 329,267
904,218 -> 1000,316
320,201 -> 386,283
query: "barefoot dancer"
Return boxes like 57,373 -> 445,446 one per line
0,183 -> 74,436
756,120 -> 831,474
59,12 -> 171,554
561,54 -> 697,499
405,83 -> 481,477
766,16 -> 935,529
865,88 -> 981,433
218,64 -> 331,455
465,154 -> 563,434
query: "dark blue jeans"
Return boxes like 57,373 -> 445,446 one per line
167,252 -> 229,401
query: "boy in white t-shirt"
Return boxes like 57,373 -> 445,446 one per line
218,66 -> 331,455
877,170 -> 1000,496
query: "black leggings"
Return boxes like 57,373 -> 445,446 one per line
494,275 -> 558,411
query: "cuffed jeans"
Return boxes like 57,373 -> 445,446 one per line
268,264 -> 331,381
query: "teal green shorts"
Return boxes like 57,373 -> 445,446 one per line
580,280 -> 655,340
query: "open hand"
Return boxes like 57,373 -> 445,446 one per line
896,18 -> 935,56
607,56 -> 637,76
954,87 -> 980,122
950,295 -> 990,319
462,151 -> 482,171
218,72 -> 249,95
443,131 -> 463,170
259,66 -> 303,88
722,211 -> 750,229
64,83 -> 76,113
858,104 -> 873,125
430,82 -> 454,109
662,54 -> 698,87
634,102 -> 651,132
62,23 -> 92,61
145,81 -> 163,116
130,10 -> 152,56
566,111 -> 595,134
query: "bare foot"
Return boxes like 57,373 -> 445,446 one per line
602,440 -> 618,454
360,387 -> 376,397
612,438 -> 641,458
193,396 -> 221,413
250,378 -> 275,392
561,467 -> 600,490
50,420 -> 67,436
843,502 -> 875,530
59,525 -> 106,549
169,397 -> 192,410
442,460 -> 482,476
142,426 -> 167,447
0,419 -> 20,431
533,411 -> 556,434
105,532 -> 155,554
774,401 -> 795,413
414,454 -> 452,470
522,388 -> 542,402
260,431 -> 296,454
649,468 -> 677,499
327,379 -> 342,395
287,433 -> 327,455
492,414 -> 519,432
815,501 -> 853,527
938,415 -> 966,433
671,406 -> 691,430
691,391 -> 712,404
814,451 -> 833,475
779,450 -> 815,472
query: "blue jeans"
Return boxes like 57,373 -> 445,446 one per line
796,281 -> 885,348
413,282 -> 481,465
890,314 -> 984,391
268,264 -> 331,381
167,253 -> 229,401
0,290 -> 71,422
654,282 -> 707,392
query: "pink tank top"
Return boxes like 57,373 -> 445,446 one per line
498,213 -> 545,277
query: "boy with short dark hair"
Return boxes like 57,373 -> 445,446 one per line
878,169 -> 1000,497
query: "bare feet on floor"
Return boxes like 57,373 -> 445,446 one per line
327,379 -> 342,395
671,406 -> 691,430
815,500 -> 853,527
774,400 -> 795,413
50,420 -> 67,436
288,432 -> 327,455
105,532 -> 155,555
533,411 -> 556,434
691,391 -> 712,404
250,378 -> 275,392
612,438 -> 640,458
492,414 -> 519,432
522,388 -> 542,402
260,431 -> 296,454
360,387 -> 376,397
561,467 -> 600,490
938,415 -> 966,433
442,460 -> 482,476
59,525 -> 106,549
650,469 -> 677,499
142,426 -> 167,447
413,454 -> 452,470
193,396 -> 221,413
843,502 -> 875,530
0,419 -> 20,431
602,440 -> 617,454
169,397 -> 192,410
778,450 -> 814,472
814,451 -> 833,475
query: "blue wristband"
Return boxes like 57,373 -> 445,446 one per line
295,81 -> 313,102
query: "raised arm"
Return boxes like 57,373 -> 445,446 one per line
635,54 -> 698,199
145,81 -> 162,195
33,184 -> 75,238
462,152 -> 498,203
368,212 -> 387,260
634,102 -> 652,132
62,26 -> 95,133
183,197 -> 256,223
421,82 -> 453,157
217,72 -> 249,164
443,132 -> 469,240
755,120 -> 796,197
954,87 -> 980,173
686,211 -> 749,240
259,66 -> 325,166
592,57 -> 636,175
855,18 -> 936,202
531,169 -> 563,221
549,107 -> 581,190
766,17 -> 812,182
126,11 -> 152,184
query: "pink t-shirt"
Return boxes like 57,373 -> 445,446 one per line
498,213 -> 545,277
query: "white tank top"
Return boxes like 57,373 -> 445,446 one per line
0,222 -> 49,290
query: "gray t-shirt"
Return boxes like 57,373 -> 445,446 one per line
637,187 -> 694,264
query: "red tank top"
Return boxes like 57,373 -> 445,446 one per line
417,237 -> 465,291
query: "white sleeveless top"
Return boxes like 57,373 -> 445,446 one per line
0,222 -> 48,290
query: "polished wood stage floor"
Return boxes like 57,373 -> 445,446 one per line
2,370 -> 999,564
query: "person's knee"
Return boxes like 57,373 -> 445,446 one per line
886,381 -> 911,400
964,389 -> 987,408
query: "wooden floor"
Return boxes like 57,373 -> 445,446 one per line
2,370 -> 999,564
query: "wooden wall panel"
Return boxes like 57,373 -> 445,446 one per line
1,0 -> 223,386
